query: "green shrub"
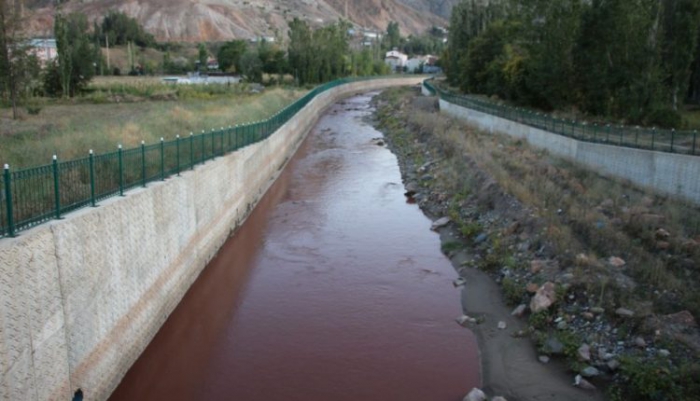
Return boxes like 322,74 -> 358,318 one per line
502,277 -> 526,305
645,107 -> 682,129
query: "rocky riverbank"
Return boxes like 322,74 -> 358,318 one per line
370,87 -> 700,401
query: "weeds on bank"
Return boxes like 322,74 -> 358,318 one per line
376,87 -> 700,401
385,88 -> 700,320
0,87 -> 306,168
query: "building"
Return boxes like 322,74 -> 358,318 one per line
384,50 -> 408,72
405,57 -> 425,73
28,38 -> 57,65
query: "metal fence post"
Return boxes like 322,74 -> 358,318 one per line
190,133 -> 194,170
176,135 -> 181,176
118,145 -> 124,196
160,137 -> 165,181
619,125 -> 623,146
3,164 -> 14,237
228,126 -> 232,151
89,150 -> 96,207
211,129 -> 216,158
141,140 -> 146,188
52,155 -> 61,219
220,127 -> 225,156
635,127 -> 639,147
651,127 -> 656,151
201,130 -> 205,163
693,130 -> 697,156
593,123 -> 598,142
670,129 -> 675,153
235,125 -> 239,149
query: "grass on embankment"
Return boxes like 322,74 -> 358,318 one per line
0,77 -> 307,168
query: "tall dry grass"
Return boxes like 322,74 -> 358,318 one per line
0,85 -> 306,168
382,87 -> 700,317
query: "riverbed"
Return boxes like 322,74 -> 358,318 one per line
109,91 -> 480,401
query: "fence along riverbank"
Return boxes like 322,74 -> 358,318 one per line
422,80 -> 699,156
0,77 -> 401,239
423,79 -> 700,204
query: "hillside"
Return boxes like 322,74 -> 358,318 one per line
25,0 -> 452,42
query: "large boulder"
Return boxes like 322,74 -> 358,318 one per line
530,282 -> 557,313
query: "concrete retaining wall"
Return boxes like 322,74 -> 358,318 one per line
0,77 -> 422,401
439,98 -> 700,203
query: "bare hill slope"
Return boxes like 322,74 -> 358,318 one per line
27,0 -> 453,42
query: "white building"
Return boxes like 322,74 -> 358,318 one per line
384,50 -> 408,72
28,38 -> 57,65
405,57 -> 425,73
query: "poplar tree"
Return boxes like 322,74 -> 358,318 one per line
54,12 -> 97,97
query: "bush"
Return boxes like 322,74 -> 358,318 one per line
502,277 -> 526,305
25,105 -> 42,115
645,107 -> 682,129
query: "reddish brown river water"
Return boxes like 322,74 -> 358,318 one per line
109,92 -> 480,401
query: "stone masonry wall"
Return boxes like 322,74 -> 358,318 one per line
0,77 -> 423,401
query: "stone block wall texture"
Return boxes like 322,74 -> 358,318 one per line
0,77 -> 422,401
439,98 -> 700,204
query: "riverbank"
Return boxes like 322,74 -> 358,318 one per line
371,87 -> 700,401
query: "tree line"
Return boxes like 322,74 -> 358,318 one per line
0,6 -> 394,119
445,0 -> 700,127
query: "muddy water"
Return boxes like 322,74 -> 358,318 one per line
109,92 -> 480,401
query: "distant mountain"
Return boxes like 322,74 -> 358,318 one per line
25,0 -> 454,42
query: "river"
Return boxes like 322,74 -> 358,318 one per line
108,91 -> 480,401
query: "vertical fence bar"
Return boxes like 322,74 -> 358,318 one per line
201,131 -> 205,163
190,133 -> 194,170
606,124 -> 611,143
160,138 -> 165,180
118,145 -> 124,196
220,128 -> 225,156
693,131 -> 697,155
593,123 -> 598,142
89,150 -> 96,207
52,155 -> 61,219
141,140 -> 146,188
619,125 -> 623,146
3,164 -> 14,237
235,125 -> 240,149
635,127 -> 639,147
228,126 -> 232,151
211,129 -> 216,158
176,135 -> 181,176
670,129 -> 675,153
651,128 -> 656,151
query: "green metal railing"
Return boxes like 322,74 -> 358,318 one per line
423,80 -> 699,156
0,76 -> 399,239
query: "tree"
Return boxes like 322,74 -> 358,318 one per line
197,43 -> 208,71
217,39 -> 247,73
445,0 -> 506,85
661,0 -> 700,110
0,0 -> 33,118
95,10 -> 155,48
257,39 -> 286,80
386,21 -> 401,50
239,49 -> 262,82
54,12 -> 97,97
